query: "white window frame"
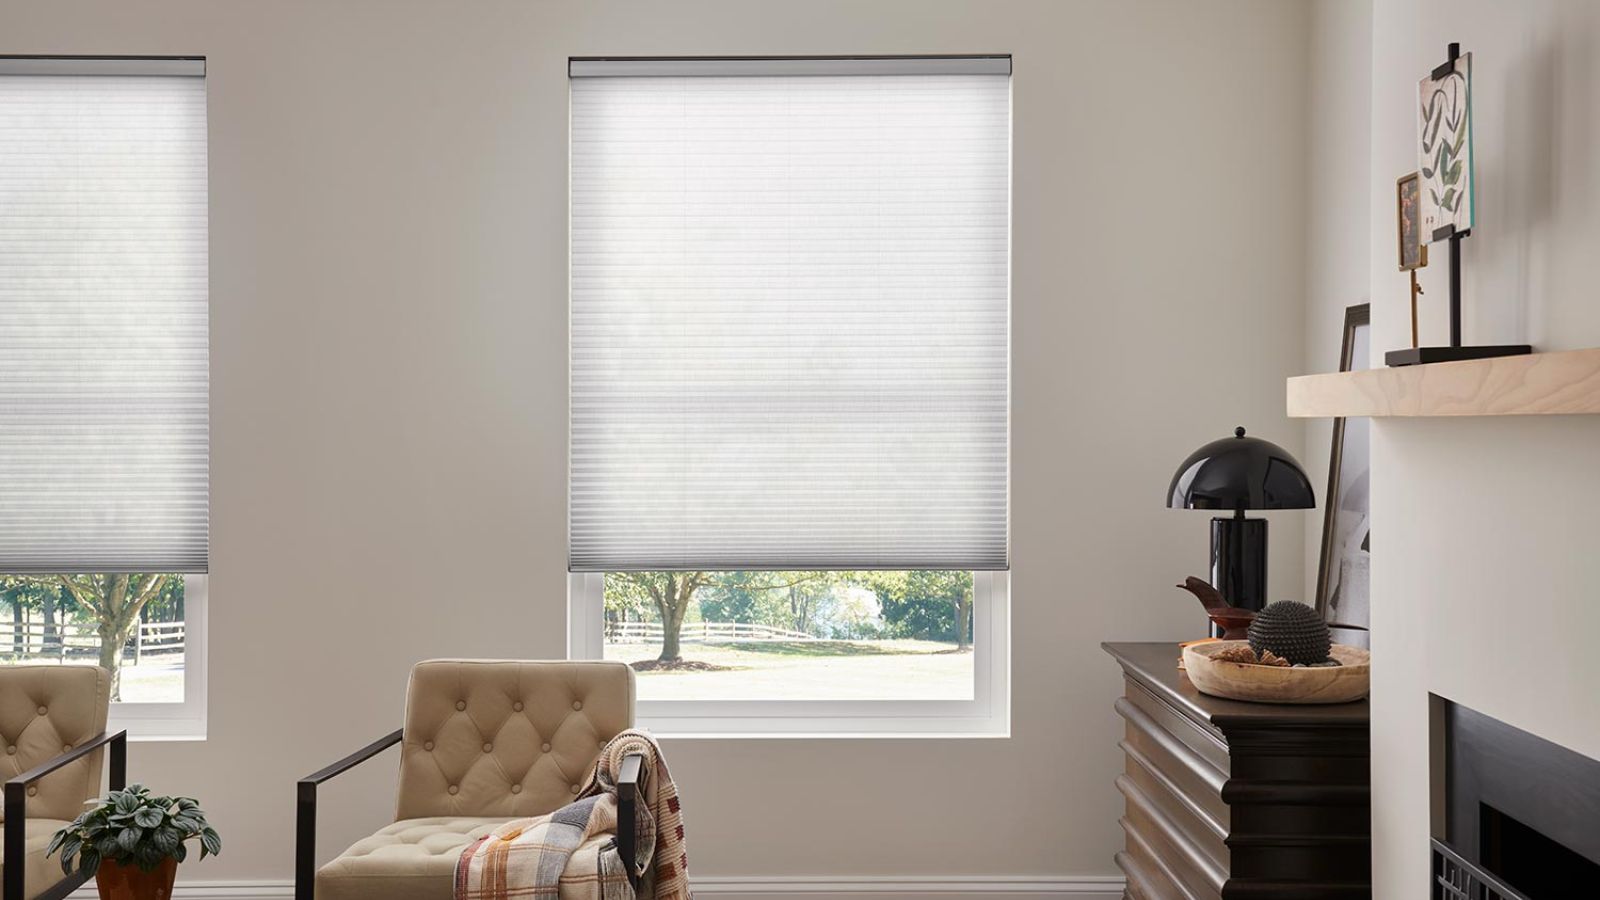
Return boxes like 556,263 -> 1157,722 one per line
568,571 -> 1009,738
108,574 -> 207,741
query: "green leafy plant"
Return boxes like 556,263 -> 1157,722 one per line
45,784 -> 221,875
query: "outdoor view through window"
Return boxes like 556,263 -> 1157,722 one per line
0,575 -> 186,704
602,571 -> 975,702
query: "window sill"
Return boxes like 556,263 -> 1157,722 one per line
633,698 -> 1008,739
118,731 -> 207,743
110,711 -> 209,739
639,723 -> 1010,740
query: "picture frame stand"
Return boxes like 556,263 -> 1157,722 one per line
1387,43 -> 1531,368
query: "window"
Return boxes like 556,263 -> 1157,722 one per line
570,571 -> 1006,736
0,58 -> 209,738
567,56 -> 1009,736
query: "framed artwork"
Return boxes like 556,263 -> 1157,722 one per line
1315,303 -> 1371,642
1418,52 -> 1474,240
1396,172 -> 1428,271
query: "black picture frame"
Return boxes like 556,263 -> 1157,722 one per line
1315,303 -> 1371,640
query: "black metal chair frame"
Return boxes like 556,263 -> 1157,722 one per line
2,730 -> 127,900
296,731 -> 643,900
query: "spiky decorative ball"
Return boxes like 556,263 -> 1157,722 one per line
1246,601 -> 1331,665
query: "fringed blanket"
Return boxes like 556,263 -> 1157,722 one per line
454,729 -> 692,900
590,729 -> 691,899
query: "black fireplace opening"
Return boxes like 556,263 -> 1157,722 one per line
1480,803 -> 1600,898
1432,698 -> 1600,900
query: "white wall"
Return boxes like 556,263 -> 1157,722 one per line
5,0 -> 1312,886
1363,1 -> 1600,894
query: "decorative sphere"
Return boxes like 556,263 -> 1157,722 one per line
1246,601 -> 1332,665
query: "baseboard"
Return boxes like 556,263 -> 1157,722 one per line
71,875 -> 1124,900
692,875 -> 1126,899
69,884 -> 295,900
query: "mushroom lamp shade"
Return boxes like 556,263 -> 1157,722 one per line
1168,427 -> 1315,628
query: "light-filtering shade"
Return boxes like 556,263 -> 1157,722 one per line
570,67 -> 1010,572
0,70 -> 208,573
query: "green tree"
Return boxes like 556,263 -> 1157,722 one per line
860,570 -> 974,650
695,571 -> 788,627
606,572 -> 710,662
702,572 -> 832,632
0,578 -> 78,658
56,575 -> 176,700
609,571 -> 839,661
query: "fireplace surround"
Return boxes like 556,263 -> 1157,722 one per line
1432,698 -> 1600,899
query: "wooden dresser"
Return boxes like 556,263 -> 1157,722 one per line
1103,642 -> 1370,899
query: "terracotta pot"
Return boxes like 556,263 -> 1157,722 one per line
95,857 -> 177,900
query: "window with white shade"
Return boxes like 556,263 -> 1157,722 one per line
567,57 -> 1010,736
0,58 -> 208,738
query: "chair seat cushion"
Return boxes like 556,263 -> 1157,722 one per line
316,817 -> 613,900
6,817 -> 77,900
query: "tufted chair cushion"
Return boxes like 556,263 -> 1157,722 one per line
0,666 -> 109,823
315,817 -> 613,900
394,660 -> 634,821
7,816 -> 77,899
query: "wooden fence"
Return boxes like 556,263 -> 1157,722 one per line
606,621 -> 818,644
0,620 -> 185,663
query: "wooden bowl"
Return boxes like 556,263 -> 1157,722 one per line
1181,641 -> 1370,704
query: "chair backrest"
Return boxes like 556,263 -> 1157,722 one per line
0,665 -> 110,822
395,659 -> 635,820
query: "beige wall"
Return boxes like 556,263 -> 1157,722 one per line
1363,0 -> 1600,894
4,0 -> 1312,884
1302,0 -> 1373,605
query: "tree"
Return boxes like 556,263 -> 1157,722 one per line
56,574 -> 173,700
859,570 -> 974,650
606,572 -> 711,662
950,576 -> 974,651
0,578 -> 75,659
41,582 -> 65,654
608,571 -> 840,662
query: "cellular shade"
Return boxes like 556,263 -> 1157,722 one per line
569,61 -> 1010,572
0,65 -> 208,573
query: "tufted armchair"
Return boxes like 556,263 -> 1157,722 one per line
0,665 -> 126,900
297,660 -> 641,900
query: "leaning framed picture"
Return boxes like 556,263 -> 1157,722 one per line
1315,303 -> 1371,643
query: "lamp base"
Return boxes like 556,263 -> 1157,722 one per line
1210,517 -> 1266,638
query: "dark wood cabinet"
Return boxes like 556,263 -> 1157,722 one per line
1104,642 -> 1371,899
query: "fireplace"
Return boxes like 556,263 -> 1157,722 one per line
1432,698 -> 1600,899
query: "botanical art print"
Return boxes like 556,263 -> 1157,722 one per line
1418,52 -> 1474,239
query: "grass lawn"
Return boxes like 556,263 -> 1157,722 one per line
0,655 -> 183,704
603,638 -> 973,701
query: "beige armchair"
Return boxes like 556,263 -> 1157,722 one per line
298,660 -> 638,900
0,665 -> 124,900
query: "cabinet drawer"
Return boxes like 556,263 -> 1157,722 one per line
1123,676 -> 1230,774
1117,696 -> 1230,832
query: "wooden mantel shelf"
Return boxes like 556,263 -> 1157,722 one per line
1287,347 -> 1600,417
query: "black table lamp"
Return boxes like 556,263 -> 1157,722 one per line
1167,427 -> 1316,628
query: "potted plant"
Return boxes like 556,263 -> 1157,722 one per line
46,784 -> 221,900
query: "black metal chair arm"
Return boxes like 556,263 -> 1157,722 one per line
615,751 -> 646,890
299,729 -> 403,787
4,730 -> 128,900
295,729 -> 402,900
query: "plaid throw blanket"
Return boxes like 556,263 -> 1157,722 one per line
454,729 -> 692,900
